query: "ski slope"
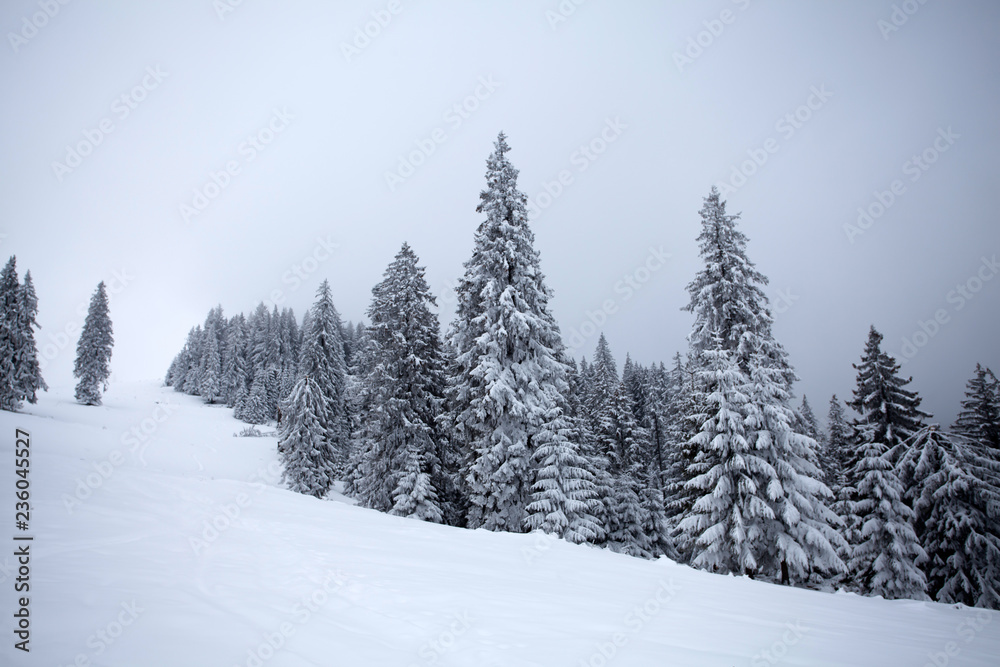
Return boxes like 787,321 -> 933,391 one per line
1,381 -> 997,667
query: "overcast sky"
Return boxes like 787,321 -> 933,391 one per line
2,0 -> 998,425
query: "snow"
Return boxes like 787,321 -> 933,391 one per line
1,381 -> 998,666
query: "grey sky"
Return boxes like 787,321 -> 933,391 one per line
2,1 -> 998,425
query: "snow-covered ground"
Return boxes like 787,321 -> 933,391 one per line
1,381 -> 997,666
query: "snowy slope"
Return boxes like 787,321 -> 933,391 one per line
1,381 -> 998,667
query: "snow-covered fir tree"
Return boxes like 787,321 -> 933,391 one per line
825,394 -> 853,495
181,326 -> 204,396
278,375 -> 337,498
223,314 -> 249,409
953,364 -> 1000,461
198,309 -> 224,404
677,187 -> 842,584
845,427 -> 927,599
298,280 -> 351,471
349,243 -> 452,523
0,258 -> 46,411
796,395 -> 822,442
847,326 -> 930,452
73,281 -> 114,406
843,326 -> 928,599
0,257 -> 19,411
446,132 -> 601,541
15,271 -> 47,405
897,425 -> 1000,609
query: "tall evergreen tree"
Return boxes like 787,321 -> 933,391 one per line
181,326 -> 204,396
298,280 -> 351,471
223,314 -> 249,409
826,394 -> 853,495
278,375 -> 337,498
73,282 -> 114,406
446,132 -> 600,540
953,364 -> 1000,461
199,309 -> 223,404
797,396 -> 822,442
678,188 -> 842,584
0,257 -> 24,411
350,244 -> 452,523
843,327 -> 928,599
15,271 -> 46,405
847,326 -> 930,455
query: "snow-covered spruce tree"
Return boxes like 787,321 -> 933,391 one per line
447,132 -> 601,542
15,270 -> 47,405
73,281 -> 114,406
846,426 -> 927,599
297,280 -> 351,473
223,314 -> 249,409
796,395 -> 822,443
953,364 -> 1000,461
199,313 -> 223,404
843,327 -> 928,599
826,395 -> 853,496
897,426 -> 1000,608
0,257 -> 25,411
181,326 -> 204,396
678,187 -> 842,584
278,375 -> 337,498
677,342 -> 754,573
350,243 -> 452,523
847,326 -> 930,454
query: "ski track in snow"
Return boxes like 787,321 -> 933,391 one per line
1,381 -> 998,666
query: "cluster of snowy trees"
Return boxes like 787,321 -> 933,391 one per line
0,256 -> 46,411
165,133 -> 1000,608
165,300 -> 362,427
825,335 -> 1000,608
1,257 -> 116,409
